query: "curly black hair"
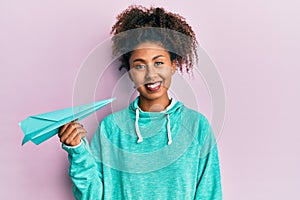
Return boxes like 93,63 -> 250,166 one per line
111,5 -> 198,73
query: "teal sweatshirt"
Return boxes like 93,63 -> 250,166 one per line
63,97 -> 222,199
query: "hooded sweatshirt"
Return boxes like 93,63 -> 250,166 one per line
63,97 -> 222,200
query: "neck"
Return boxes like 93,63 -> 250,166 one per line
138,96 -> 171,112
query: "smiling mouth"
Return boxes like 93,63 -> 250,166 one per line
145,81 -> 162,91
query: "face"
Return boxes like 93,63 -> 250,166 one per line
128,42 -> 176,103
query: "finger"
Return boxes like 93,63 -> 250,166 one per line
64,127 -> 86,146
59,119 -> 83,132
71,127 -> 86,139
76,127 -> 87,137
58,122 -> 71,136
59,123 -> 82,141
58,120 -> 81,136
63,128 -> 80,145
71,133 -> 83,146
73,122 -> 84,127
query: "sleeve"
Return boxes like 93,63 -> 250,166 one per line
194,116 -> 223,200
62,131 -> 104,200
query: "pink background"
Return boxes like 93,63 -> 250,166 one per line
1,0 -> 300,199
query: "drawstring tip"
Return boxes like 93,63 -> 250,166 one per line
168,140 -> 172,145
137,138 -> 143,143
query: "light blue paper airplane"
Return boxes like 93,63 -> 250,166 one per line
19,98 -> 115,145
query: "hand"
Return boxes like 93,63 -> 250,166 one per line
58,121 -> 86,146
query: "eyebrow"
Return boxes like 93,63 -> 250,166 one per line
132,55 -> 165,63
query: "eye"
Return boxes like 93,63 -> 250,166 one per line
154,61 -> 163,67
134,65 -> 145,70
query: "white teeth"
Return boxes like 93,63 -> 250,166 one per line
146,82 -> 161,88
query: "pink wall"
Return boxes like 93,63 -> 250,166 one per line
1,0 -> 300,199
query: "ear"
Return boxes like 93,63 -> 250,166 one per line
128,70 -> 138,89
171,60 -> 176,74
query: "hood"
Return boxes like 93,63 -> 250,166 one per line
129,97 -> 183,145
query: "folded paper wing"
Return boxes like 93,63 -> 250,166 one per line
19,98 -> 115,145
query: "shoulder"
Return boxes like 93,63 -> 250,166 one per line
180,104 -> 210,126
102,106 -> 132,123
99,105 -> 134,132
179,103 -> 213,143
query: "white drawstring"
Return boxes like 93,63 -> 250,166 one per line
135,109 -> 143,143
134,108 -> 172,145
166,114 -> 172,145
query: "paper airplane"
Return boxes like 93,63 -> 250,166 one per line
19,98 -> 115,145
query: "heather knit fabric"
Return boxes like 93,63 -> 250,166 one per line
63,97 -> 222,199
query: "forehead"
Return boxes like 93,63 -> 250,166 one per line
130,42 -> 170,60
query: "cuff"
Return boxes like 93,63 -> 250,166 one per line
62,139 -> 86,154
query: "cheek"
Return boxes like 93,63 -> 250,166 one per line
129,71 -> 145,84
158,68 -> 173,80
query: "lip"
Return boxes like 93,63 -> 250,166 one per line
144,81 -> 162,92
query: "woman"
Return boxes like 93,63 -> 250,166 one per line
59,5 -> 222,199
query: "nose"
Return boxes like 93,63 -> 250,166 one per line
145,64 -> 157,80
